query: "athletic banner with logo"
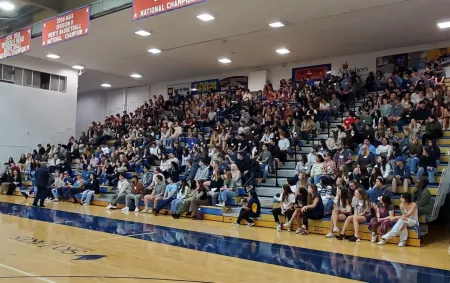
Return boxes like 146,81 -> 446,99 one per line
292,64 -> 331,84
376,47 -> 450,85
168,83 -> 191,96
220,76 -> 248,91
133,0 -> 205,21
42,6 -> 90,47
0,27 -> 31,60
191,79 -> 220,94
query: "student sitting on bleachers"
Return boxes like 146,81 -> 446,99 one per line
233,189 -> 261,227
272,184 -> 295,232
369,195 -> 395,243
122,175 -> 143,212
283,186 -> 307,233
189,180 -> 209,219
416,148 -> 438,184
153,177 -> 178,216
141,175 -> 165,213
65,173 -> 85,204
380,192 -> 418,247
325,185 -> 351,238
106,173 -> 131,210
170,181 -> 190,219
80,173 -> 100,206
412,178 -> 433,217
336,188 -> 370,242
392,157 -> 411,193
50,172 -> 65,201
367,177 -> 391,207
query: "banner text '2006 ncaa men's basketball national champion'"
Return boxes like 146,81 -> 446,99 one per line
41,6 -> 90,47
0,27 -> 31,60
133,0 -> 205,20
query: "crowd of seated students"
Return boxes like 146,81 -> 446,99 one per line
0,64 -> 445,246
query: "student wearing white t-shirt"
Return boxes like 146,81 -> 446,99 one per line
272,184 -> 295,232
336,188 -> 370,242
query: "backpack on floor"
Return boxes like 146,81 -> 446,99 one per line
196,208 -> 204,220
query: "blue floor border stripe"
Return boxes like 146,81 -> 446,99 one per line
0,202 -> 448,283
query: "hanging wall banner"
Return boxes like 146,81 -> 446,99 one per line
0,27 -> 31,60
191,79 -> 220,94
42,6 -> 90,47
133,0 -> 205,21
292,64 -> 331,84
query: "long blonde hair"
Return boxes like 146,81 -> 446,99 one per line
230,164 -> 241,180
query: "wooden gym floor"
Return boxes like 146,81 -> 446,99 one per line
0,195 -> 448,283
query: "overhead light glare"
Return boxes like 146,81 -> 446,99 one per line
218,58 -> 231,64
437,21 -> 450,29
101,83 -> 111,88
191,88 -> 198,91
276,48 -> 290,55
130,73 -> 142,78
269,21 -> 284,28
46,54 -> 60,59
0,2 -> 15,11
72,65 -> 84,70
197,13 -> 215,21
148,48 -> 161,54
135,30 -> 151,36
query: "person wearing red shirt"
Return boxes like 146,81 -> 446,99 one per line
343,111 -> 357,130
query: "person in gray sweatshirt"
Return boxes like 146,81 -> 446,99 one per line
194,159 -> 210,181
106,173 -> 131,209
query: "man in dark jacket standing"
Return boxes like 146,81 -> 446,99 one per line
33,162 -> 50,207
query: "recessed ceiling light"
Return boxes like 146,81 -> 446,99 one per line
218,58 -> 231,64
437,21 -> 450,29
276,48 -> 290,55
135,30 -> 151,36
197,13 -> 215,21
148,48 -> 161,54
72,65 -> 84,70
269,21 -> 284,28
130,73 -> 142,78
0,2 -> 15,11
101,83 -> 111,88
191,88 -> 198,91
46,54 -> 60,59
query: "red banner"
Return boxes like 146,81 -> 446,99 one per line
133,0 -> 205,21
42,6 -> 90,47
0,27 -> 31,60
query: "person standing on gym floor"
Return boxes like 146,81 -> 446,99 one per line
32,162 -> 50,207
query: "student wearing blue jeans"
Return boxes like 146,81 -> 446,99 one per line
153,178 -> 178,215
416,148 -> 438,184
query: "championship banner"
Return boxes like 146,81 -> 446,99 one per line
292,64 -> 331,84
42,6 -> 90,47
0,27 -> 31,60
220,76 -> 248,91
168,82 -> 191,96
191,79 -> 220,94
133,0 -> 205,21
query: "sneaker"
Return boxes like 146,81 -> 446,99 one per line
276,223 -> 281,232
332,226 -> 340,233
140,208 -> 148,213
282,222 -> 291,228
106,204 -> 112,210
325,232 -> 335,238
121,207 -> 129,212
381,234 -> 392,240
110,205 -> 117,209
232,222 -> 239,225
216,202 -> 225,207
336,234 -> 344,240
371,233 -> 377,243
348,236 -> 360,242
377,240 -> 386,245
134,208 -> 139,212
295,228 -> 301,234
287,227 -> 291,232
53,199 -> 59,202
398,241 -> 406,247
247,222 -> 255,227
83,203 -> 89,206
